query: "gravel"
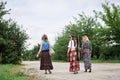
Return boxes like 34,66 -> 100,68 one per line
21,61 -> 120,80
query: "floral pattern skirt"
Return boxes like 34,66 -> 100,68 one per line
69,50 -> 80,72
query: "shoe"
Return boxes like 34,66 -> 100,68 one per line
45,72 -> 47,74
74,71 -> 78,74
49,71 -> 52,74
89,69 -> 91,72
45,70 -> 47,74
84,69 -> 87,72
48,70 -> 52,74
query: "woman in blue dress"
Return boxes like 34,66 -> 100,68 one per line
37,34 -> 53,74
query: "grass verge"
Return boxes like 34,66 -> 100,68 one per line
52,59 -> 120,63
91,59 -> 120,63
0,64 -> 28,80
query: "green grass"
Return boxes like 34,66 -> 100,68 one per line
52,59 -> 120,63
91,59 -> 120,63
0,64 -> 28,80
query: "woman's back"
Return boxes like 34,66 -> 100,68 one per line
42,41 -> 49,50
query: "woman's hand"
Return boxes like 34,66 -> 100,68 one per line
36,52 -> 40,58
90,50 -> 92,56
36,50 -> 41,58
90,50 -> 92,54
67,52 -> 70,62
36,54 -> 39,58
67,51 -> 69,57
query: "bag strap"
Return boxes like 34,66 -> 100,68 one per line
83,42 -> 87,49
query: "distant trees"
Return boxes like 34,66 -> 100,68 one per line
0,1 -> 28,64
22,44 -> 40,61
21,2 -> 120,61
97,3 -> 120,59
53,12 -> 101,61
52,2 -> 120,61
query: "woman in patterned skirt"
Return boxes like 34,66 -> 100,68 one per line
81,35 -> 92,72
37,34 -> 53,74
67,35 -> 80,74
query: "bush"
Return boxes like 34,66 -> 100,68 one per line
0,2 -> 28,64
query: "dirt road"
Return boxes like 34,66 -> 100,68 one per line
21,61 -> 120,80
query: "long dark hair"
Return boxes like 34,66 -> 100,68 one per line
71,35 -> 76,46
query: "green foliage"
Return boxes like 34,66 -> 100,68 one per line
100,45 -> 120,60
52,34 -> 69,61
53,2 -> 120,61
30,44 -> 39,60
97,2 -> 120,60
22,50 -> 32,60
0,2 -> 10,19
0,1 -> 28,64
0,20 -> 28,64
23,44 -> 39,61
99,2 -> 120,44
53,13 -> 101,61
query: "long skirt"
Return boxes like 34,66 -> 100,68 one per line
69,50 -> 80,72
40,50 -> 53,70
83,49 -> 91,70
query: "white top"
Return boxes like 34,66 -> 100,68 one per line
68,40 -> 76,50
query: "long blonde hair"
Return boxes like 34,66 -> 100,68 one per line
82,35 -> 89,42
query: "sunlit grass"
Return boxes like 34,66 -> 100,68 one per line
91,59 -> 120,63
0,64 -> 28,80
52,59 -> 120,63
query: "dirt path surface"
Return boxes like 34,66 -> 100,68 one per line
21,61 -> 120,80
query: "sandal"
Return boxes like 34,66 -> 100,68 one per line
45,70 -> 47,74
74,71 -> 78,74
48,70 -> 52,74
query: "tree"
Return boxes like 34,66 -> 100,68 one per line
52,34 -> 69,61
53,13 -> 101,61
97,2 -> 120,59
99,3 -> 120,44
0,2 -> 10,19
30,44 -> 39,60
0,1 -> 28,64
